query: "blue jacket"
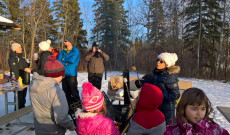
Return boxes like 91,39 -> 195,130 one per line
58,46 -> 80,76
141,66 -> 180,125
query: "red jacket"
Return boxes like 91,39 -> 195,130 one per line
133,83 -> 165,129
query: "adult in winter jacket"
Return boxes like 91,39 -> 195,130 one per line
57,36 -> 81,105
135,52 -> 180,125
8,42 -> 29,109
164,88 -> 229,135
127,83 -> 166,135
30,55 -> 76,135
75,82 -> 120,135
85,42 -> 109,90
25,40 -> 53,76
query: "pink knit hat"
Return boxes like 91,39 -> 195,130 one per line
81,82 -> 104,111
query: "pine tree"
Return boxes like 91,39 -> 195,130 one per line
92,0 -> 130,70
0,1 -> 6,14
52,0 -> 87,48
183,0 -> 223,77
148,0 -> 166,46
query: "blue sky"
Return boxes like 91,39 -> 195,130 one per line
49,0 -> 142,45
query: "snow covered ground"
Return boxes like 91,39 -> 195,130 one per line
0,71 -> 230,134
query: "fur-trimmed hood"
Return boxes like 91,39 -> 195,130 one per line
75,109 -> 120,135
167,65 -> 180,74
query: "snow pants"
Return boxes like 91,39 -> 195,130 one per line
62,76 -> 81,105
88,73 -> 103,90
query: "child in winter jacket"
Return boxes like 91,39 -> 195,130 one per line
164,88 -> 229,135
30,55 -> 76,135
75,82 -> 120,135
127,83 -> 166,135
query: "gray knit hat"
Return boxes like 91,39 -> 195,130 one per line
64,36 -> 74,44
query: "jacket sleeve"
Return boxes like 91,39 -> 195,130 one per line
106,119 -> 121,135
57,50 -> 65,65
163,75 -> 180,102
58,49 -> 80,66
52,88 -> 74,129
101,51 -> 109,61
32,53 -> 50,75
85,51 -> 94,62
8,56 -> 20,79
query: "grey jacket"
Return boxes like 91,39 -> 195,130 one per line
30,73 -> 74,135
85,51 -> 109,74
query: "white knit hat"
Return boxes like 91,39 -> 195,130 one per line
38,39 -> 51,51
11,43 -> 21,52
157,52 -> 178,67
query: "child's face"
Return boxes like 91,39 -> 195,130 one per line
185,103 -> 206,124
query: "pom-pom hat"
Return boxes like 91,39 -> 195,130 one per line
39,39 -> 51,51
44,55 -> 65,78
81,82 -> 104,111
157,52 -> 178,67
11,43 -> 21,52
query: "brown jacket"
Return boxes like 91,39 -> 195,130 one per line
85,51 -> 109,74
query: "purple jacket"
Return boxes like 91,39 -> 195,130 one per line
75,109 -> 120,135
164,119 -> 229,135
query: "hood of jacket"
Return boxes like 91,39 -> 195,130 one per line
154,65 -> 180,75
136,83 -> 163,111
30,72 -> 57,93
167,65 -> 180,74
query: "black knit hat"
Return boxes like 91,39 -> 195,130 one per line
44,55 -> 65,78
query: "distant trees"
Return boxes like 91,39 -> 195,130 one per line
91,0 -> 130,70
1,0 -> 230,81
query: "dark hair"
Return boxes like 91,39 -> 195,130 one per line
176,87 -> 214,122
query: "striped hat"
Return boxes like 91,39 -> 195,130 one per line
44,55 -> 65,78
81,82 -> 104,111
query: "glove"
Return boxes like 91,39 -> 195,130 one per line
135,80 -> 142,88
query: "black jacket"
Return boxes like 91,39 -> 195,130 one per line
141,66 -> 180,124
32,51 -> 53,76
8,52 -> 29,79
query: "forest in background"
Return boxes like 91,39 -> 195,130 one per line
0,0 -> 230,81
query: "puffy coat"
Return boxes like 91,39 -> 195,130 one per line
85,50 -> 109,74
141,66 -> 180,125
75,109 -> 120,135
8,52 -> 29,79
30,73 -> 74,135
32,51 -> 53,76
164,119 -> 229,135
57,46 -> 80,76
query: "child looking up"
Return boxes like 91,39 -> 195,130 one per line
75,82 -> 120,135
164,88 -> 229,135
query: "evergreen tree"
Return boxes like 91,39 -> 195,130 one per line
0,1 -> 6,14
92,0 -> 130,70
148,0 -> 166,46
52,0 -> 87,48
183,0 -> 223,77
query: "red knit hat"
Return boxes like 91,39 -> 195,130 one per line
81,82 -> 104,111
44,55 -> 65,78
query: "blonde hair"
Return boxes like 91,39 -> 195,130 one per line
86,103 -> 107,115
176,87 -> 214,122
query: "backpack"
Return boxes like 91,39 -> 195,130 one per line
51,48 -> 59,59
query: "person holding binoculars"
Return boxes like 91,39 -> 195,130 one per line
85,42 -> 109,90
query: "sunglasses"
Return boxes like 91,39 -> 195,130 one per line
157,59 -> 165,64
